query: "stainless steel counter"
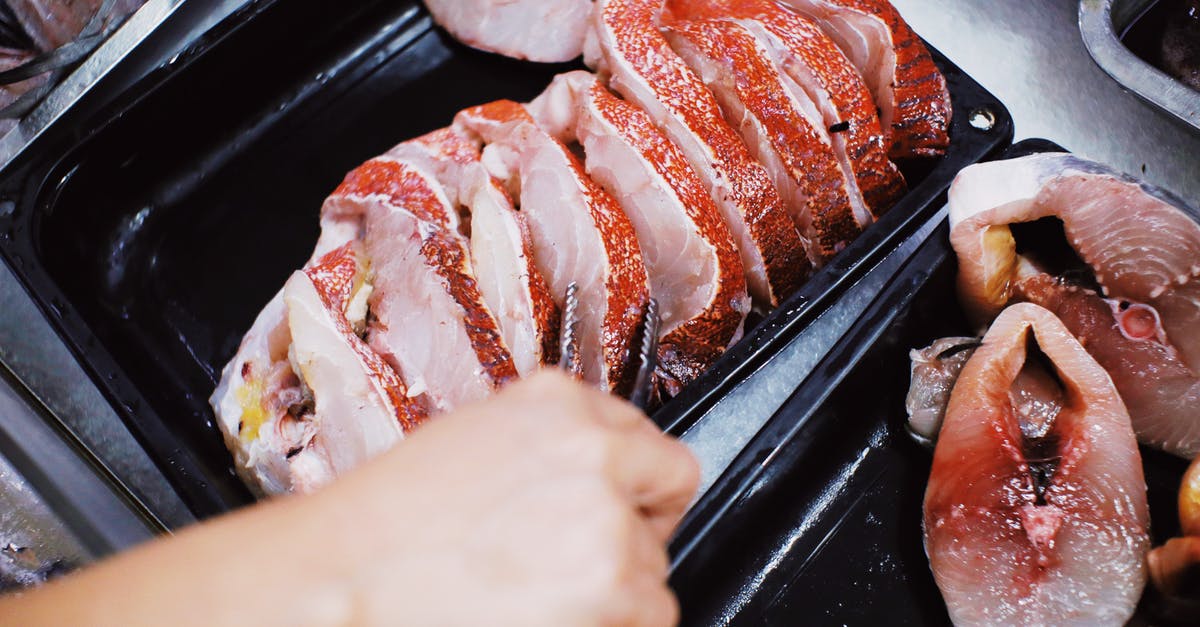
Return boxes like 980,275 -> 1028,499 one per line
0,0 -> 1197,530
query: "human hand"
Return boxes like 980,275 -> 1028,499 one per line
0,371 -> 699,627
315,370 -> 700,626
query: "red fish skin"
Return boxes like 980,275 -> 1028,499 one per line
588,0 -> 813,306
663,16 -> 861,261
579,78 -> 748,394
924,304 -> 1149,626
1013,274 -> 1200,459
666,0 -> 906,218
775,0 -> 952,159
303,243 -> 427,432
455,100 -> 651,394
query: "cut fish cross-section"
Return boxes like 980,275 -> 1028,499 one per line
281,243 -> 424,493
924,303 -> 1150,627
389,127 -> 561,376
667,0 -> 905,221
949,153 -> 1200,458
778,0 -> 952,160
423,0 -> 593,63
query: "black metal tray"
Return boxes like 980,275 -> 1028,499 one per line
0,0 -> 1011,520
668,139 -> 1192,625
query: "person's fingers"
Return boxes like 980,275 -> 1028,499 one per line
603,573 -> 680,627
606,426 -> 700,542
627,505 -> 670,579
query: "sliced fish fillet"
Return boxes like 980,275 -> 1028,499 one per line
455,100 -> 650,393
949,153 -> 1200,374
210,239 -> 425,495
1013,274 -> 1200,459
423,0 -> 593,63
664,16 -> 861,261
667,0 -> 905,219
778,0 -> 951,160
390,128 -> 560,376
328,156 -> 519,412
528,71 -> 749,394
209,204 -> 398,495
924,303 -> 1149,627
282,243 -> 422,493
210,290 -> 301,496
584,0 -> 810,306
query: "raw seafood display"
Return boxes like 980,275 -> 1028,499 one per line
924,304 -> 1150,626
213,0 -> 950,495
910,152 -> 1200,624
949,154 -> 1200,458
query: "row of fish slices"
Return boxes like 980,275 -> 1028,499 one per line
210,0 -> 954,496
423,0 -> 954,163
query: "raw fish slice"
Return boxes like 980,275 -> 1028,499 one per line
387,126 -> 480,225
925,303 -> 1149,627
455,100 -> 650,393
391,128 -> 560,376
1013,274 -> 1200,459
282,242 -> 423,493
462,165 -> 561,376
423,0 -> 592,63
329,156 -> 519,412
210,207 -> 379,495
584,0 -> 810,306
667,0 -> 905,220
210,291 -> 302,495
528,71 -> 749,394
777,0 -> 951,160
906,336 -> 978,443
664,17 -> 860,261
949,153 -> 1200,374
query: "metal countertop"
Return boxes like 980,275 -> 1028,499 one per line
0,0 -> 1198,526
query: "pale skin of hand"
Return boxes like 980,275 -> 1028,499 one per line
0,371 -> 700,626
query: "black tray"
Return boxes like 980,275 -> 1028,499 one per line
0,0 -> 1011,520
668,139 -> 1192,625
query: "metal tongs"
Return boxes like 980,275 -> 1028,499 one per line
558,282 -> 660,410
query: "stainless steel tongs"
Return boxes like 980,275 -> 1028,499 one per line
558,282 -> 660,410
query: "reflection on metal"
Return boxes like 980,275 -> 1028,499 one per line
1080,0 -> 1200,133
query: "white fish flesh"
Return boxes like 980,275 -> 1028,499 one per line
924,303 -> 1149,626
528,70 -> 748,394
